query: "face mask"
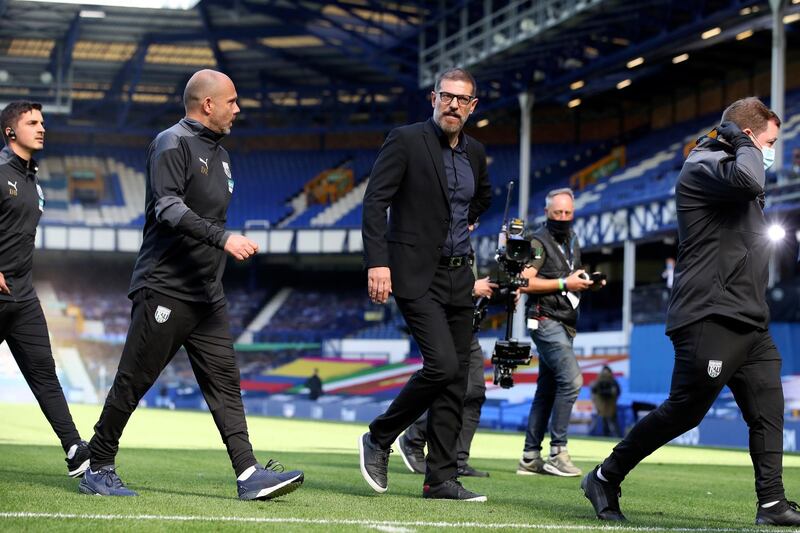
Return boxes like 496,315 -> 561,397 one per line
750,133 -> 775,171
761,146 -> 775,171
546,219 -> 572,241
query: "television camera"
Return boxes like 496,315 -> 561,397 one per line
482,182 -> 534,388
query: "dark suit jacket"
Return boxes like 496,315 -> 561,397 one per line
362,119 -> 492,300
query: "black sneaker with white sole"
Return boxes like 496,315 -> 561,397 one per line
66,440 -> 90,478
396,433 -> 425,475
359,432 -> 391,493
755,500 -> 800,526
423,478 -> 487,502
237,460 -> 304,501
581,466 -> 626,521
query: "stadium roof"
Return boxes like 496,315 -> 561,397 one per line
0,0 -> 798,134
0,0 -> 425,132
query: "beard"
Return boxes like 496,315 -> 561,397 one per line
436,111 -> 464,134
211,114 -> 234,135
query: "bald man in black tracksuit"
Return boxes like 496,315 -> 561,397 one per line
80,70 -> 303,500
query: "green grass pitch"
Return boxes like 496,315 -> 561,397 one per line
0,402 -> 798,532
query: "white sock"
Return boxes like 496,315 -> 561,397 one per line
596,467 -> 609,482
66,444 -> 78,460
761,500 -> 781,508
550,445 -> 565,457
237,465 -> 257,481
522,451 -> 540,461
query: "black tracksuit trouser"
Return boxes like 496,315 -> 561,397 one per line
601,316 -> 786,504
0,297 -> 81,452
403,336 -> 486,468
369,264 -> 474,485
89,288 -> 257,476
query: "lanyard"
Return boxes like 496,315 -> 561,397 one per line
556,237 -> 575,271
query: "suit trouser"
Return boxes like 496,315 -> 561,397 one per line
369,264 -> 474,485
404,336 -> 486,468
601,316 -> 786,504
89,288 -> 257,476
0,297 -> 81,452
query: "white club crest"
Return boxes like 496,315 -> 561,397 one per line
707,360 -> 722,378
222,161 -> 231,179
154,305 -> 171,324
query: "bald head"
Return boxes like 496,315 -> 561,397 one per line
183,69 -> 232,113
183,69 -> 240,134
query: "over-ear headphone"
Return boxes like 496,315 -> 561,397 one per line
5,128 -> 15,140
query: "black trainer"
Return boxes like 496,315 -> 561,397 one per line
457,464 -> 489,478
755,500 -> 800,526
66,440 -> 90,478
237,460 -> 304,501
79,465 -> 137,496
423,478 -> 486,502
359,432 -> 391,493
581,466 -> 626,521
396,433 -> 425,475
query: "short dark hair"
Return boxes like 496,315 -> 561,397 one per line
0,100 -> 42,144
434,68 -> 477,96
720,97 -> 781,135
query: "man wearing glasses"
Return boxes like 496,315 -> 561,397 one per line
360,68 -> 492,500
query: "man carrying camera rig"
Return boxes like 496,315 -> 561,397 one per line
516,187 -> 605,477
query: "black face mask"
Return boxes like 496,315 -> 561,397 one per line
546,218 -> 572,242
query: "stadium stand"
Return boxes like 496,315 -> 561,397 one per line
254,287 -> 375,343
5,1 -> 800,482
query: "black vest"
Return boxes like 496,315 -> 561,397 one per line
526,224 -> 581,327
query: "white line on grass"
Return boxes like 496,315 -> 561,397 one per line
371,526 -> 416,533
0,512 -> 770,532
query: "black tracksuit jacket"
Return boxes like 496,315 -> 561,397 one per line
0,145 -> 43,302
666,135 -> 770,333
129,118 -> 233,303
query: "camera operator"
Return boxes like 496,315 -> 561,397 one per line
516,188 -> 605,477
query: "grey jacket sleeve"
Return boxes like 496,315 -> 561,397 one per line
700,144 -> 765,203
150,143 -> 230,249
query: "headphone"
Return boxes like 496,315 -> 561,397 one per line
5,128 -> 15,141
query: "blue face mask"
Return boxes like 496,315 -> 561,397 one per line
749,133 -> 776,171
761,146 -> 775,171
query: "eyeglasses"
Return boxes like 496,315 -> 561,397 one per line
437,91 -> 475,106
